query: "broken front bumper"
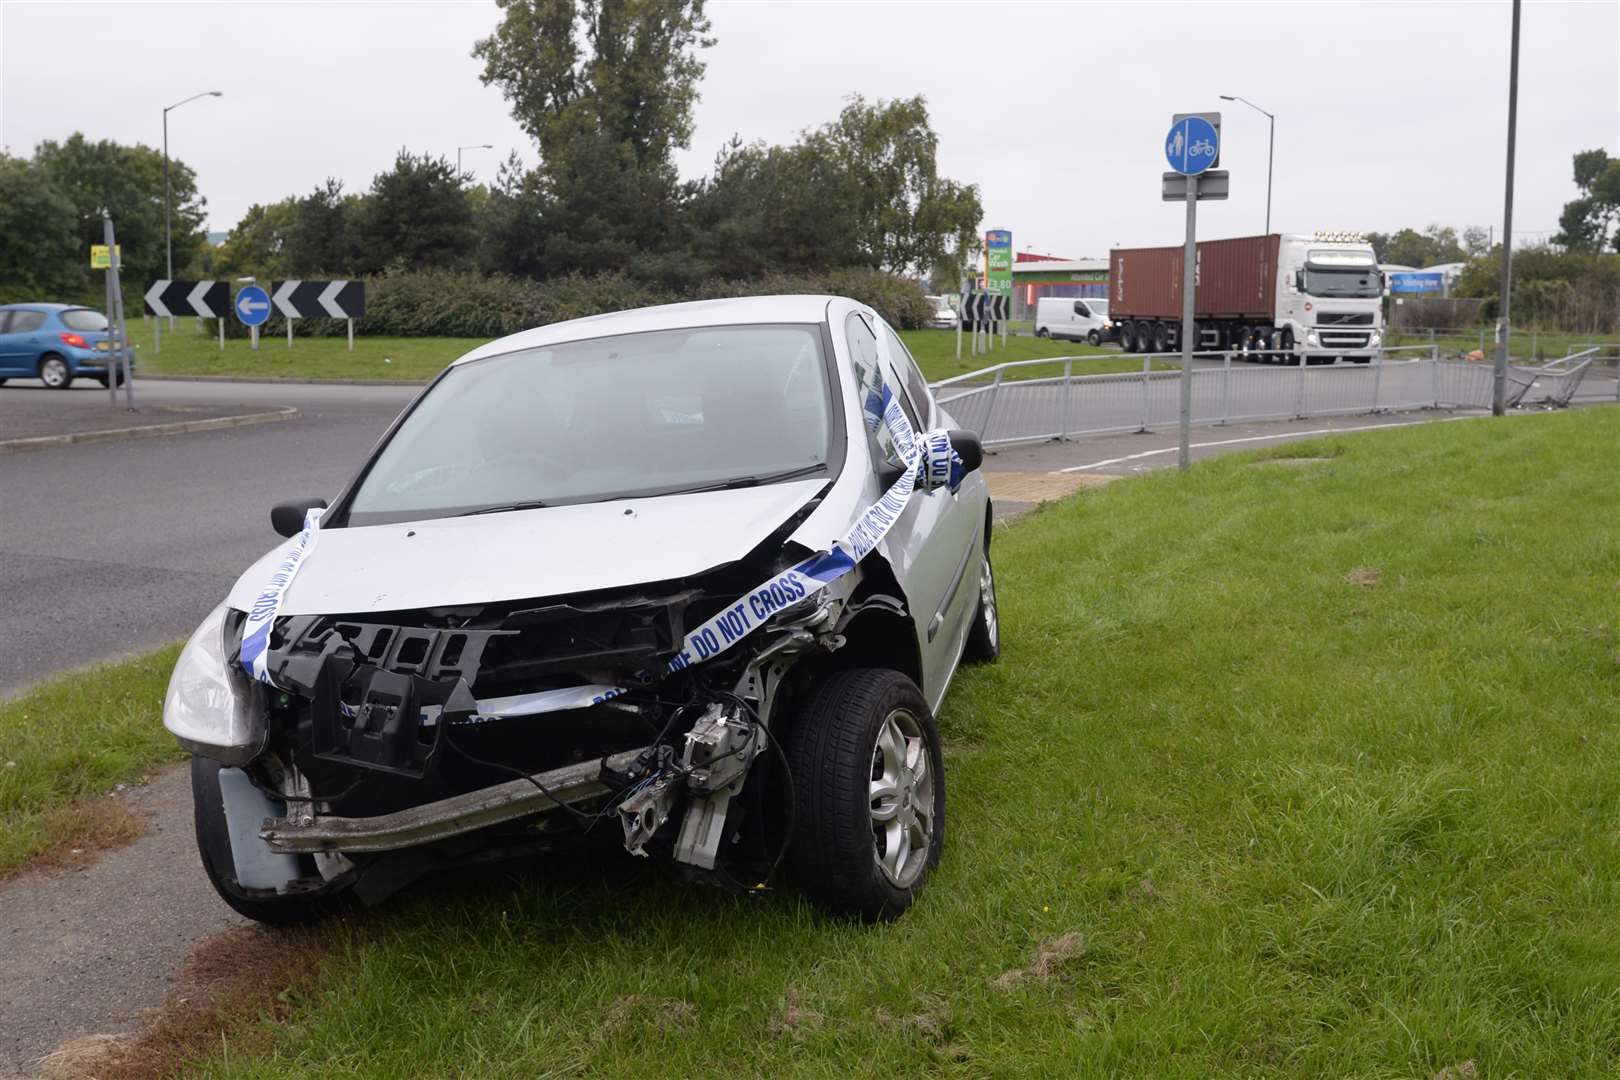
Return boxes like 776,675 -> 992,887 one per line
260,747 -> 651,854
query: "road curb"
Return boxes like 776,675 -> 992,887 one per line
139,373 -> 430,387
0,406 -> 301,454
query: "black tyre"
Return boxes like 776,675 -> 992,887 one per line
784,669 -> 945,922
962,547 -> 999,664
1087,329 -> 1101,347
39,354 -> 72,390
1118,321 -> 1136,352
1134,322 -> 1153,353
1035,327 -> 1049,339
191,756 -> 352,925
1152,321 -> 1170,353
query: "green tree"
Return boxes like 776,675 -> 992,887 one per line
284,178 -> 362,274
1367,224 -> 1468,267
473,0 -> 712,169
358,150 -> 476,272
0,154 -> 86,302
215,199 -> 297,278
32,134 -> 208,285
1553,149 -> 1620,253
820,96 -> 982,277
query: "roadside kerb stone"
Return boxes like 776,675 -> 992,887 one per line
0,406 -> 300,455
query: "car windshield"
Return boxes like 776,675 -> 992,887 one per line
59,309 -> 109,331
344,324 -> 835,525
1302,267 -> 1381,298
1088,300 -> 1109,315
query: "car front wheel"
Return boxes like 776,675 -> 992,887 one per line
785,668 -> 944,921
1087,330 -> 1101,347
39,354 -> 72,390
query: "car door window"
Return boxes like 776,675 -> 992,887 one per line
1073,301 -> 1090,319
0,312 -> 12,334
878,323 -> 933,430
845,313 -> 907,471
10,311 -> 45,333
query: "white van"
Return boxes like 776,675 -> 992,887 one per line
1035,297 -> 1113,346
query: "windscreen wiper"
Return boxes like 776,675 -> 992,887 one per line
456,499 -> 550,517
661,464 -> 828,497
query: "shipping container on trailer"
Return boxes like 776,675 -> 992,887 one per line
1107,232 -> 1383,363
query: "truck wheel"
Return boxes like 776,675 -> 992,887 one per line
1134,322 -> 1153,353
785,669 -> 945,922
191,757 -> 354,925
1151,322 -> 1170,353
1118,321 -> 1136,352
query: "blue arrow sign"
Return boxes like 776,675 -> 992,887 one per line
1165,116 -> 1219,176
235,284 -> 271,326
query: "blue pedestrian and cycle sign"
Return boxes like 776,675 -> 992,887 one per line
235,285 -> 272,326
1165,116 -> 1219,176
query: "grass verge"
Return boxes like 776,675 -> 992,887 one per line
126,323 -> 1142,384
0,645 -> 186,876
171,407 -> 1619,1078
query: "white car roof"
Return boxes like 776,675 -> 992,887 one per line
451,295 -> 839,366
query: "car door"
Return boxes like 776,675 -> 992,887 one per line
1072,300 -> 1092,338
1,309 -> 48,372
866,317 -> 983,702
0,311 -> 19,373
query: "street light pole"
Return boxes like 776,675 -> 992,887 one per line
457,143 -> 494,181
1220,94 -> 1275,235
1492,0 -> 1522,417
162,90 -> 223,326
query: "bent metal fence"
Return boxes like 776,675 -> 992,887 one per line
931,346 -> 1608,448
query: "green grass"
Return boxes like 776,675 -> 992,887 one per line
190,407 -> 1620,1077
129,322 -> 1146,384
1386,328 -> 1619,361
0,646 -> 186,874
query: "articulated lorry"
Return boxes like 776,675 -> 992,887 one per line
1109,232 -> 1384,363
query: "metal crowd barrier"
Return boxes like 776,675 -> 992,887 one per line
931,344 -> 1605,448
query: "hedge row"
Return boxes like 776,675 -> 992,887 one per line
215,267 -> 933,339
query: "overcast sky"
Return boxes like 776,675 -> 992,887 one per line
3,0 -> 1615,260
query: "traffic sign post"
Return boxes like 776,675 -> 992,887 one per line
1163,113 -> 1222,471
235,284 -> 271,351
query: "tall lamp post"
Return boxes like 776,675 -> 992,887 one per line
163,90 -> 222,327
1220,94 -> 1275,236
457,143 -> 494,180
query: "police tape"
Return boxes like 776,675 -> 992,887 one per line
238,507 -> 324,684
236,374 -> 960,718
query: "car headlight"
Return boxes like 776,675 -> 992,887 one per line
163,603 -> 267,764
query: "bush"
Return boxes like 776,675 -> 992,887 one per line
216,266 -> 933,339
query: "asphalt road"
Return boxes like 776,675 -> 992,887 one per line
0,380 -> 419,697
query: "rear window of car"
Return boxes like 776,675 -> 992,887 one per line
8,310 -> 46,333
60,309 -> 108,332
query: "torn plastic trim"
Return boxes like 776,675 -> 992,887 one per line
260,746 -> 651,854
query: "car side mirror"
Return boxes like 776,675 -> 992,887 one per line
271,497 -> 328,538
948,429 -> 983,474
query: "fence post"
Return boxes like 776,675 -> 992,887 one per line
1139,354 -> 1152,432
1060,358 -> 1073,441
984,367 -> 1004,441
1295,349 -> 1307,419
1478,328 -> 1486,354
1530,329 -> 1537,361
1219,351 -> 1231,426
1432,349 -> 1441,407
1371,353 -> 1383,413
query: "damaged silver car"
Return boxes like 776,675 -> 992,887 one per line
164,296 -> 998,923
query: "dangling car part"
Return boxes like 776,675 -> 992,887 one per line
164,296 -> 999,924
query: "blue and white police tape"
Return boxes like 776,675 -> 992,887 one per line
238,507 -> 324,685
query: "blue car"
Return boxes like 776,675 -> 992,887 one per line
0,303 -> 134,389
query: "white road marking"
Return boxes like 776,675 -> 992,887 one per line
1056,418 -> 1457,473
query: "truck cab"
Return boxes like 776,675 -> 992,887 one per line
1274,233 -> 1384,363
